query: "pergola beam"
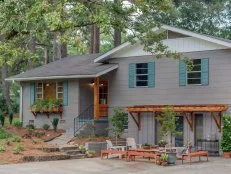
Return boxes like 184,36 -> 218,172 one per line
211,112 -> 222,132
129,112 -> 141,131
185,112 -> 194,132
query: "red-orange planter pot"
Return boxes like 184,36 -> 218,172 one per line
223,152 -> 231,158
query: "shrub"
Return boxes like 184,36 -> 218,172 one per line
79,145 -> 86,154
221,114 -> 231,152
0,145 -> 6,153
0,115 -> 5,127
13,144 -> 24,154
0,129 -> 12,139
43,124 -> 50,130
26,124 -> 35,129
11,136 -> 21,143
4,139 -> 11,146
52,118 -> 59,131
34,130 -> 45,138
13,121 -> 23,129
9,114 -> 13,125
27,128 -> 34,136
87,150 -> 96,155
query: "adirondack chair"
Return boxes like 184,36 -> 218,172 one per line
126,137 -> 142,149
106,140 -> 126,151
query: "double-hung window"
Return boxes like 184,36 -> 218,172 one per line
136,63 -> 148,87
187,59 -> 201,85
35,82 -> 63,100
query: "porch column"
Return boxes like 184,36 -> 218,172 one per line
94,77 -> 99,119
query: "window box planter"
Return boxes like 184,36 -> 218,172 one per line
30,105 -> 63,119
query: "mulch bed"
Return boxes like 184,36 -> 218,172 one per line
0,126 -> 66,164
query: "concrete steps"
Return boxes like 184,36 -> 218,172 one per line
60,145 -> 86,159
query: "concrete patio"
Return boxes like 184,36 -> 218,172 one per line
0,157 -> 231,174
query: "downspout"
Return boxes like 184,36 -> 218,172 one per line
19,85 -> 23,123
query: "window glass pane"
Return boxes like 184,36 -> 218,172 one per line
192,65 -> 201,71
136,63 -> 148,68
137,75 -> 148,81
136,81 -> 148,86
58,93 -> 63,99
136,69 -> 148,74
193,59 -> 201,65
188,79 -> 201,84
187,72 -> 201,78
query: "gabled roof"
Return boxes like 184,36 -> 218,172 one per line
94,25 -> 231,63
8,54 -> 118,81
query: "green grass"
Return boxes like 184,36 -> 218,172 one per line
0,129 -> 12,140
4,117 -> 19,125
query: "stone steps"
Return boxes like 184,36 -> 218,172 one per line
65,150 -> 82,155
60,145 -> 80,152
69,154 -> 86,159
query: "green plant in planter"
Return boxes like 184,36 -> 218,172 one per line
156,106 -> 182,164
159,153 -> 168,166
87,150 -> 96,157
158,140 -> 167,147
79,145 -> 86,154
221,114 -> 231,153
142,143 -> 151,149
52,118 -> 59,131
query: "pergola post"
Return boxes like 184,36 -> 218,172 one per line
211,112 -> 222,132
129,112 -> 141,131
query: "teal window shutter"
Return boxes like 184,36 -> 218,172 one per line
201,58 -> 209,86
179,60 -> 186,86
30,82 -> 35,105
148,62 -> 155,88
129,63 -> 135,88
63,80 -> 68,106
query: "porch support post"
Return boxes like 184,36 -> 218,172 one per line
94,77 -> 100,119
211,112 -> 221,132
129,112 -> 141,131
185,112 -> 194,132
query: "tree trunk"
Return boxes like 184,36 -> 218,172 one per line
114,0 -> 121,47
114,29 -> 121,47
61,43 -> 67,58
1,64 -> 10,107
27,39 -> 36,69
44,47 -> 49,64
89,24 -> 100,54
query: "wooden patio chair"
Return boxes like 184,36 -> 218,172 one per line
126,137 -> 142,149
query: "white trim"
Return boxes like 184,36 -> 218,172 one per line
94,42 -> 131,63
6,65 -> 119,82
19,86 -> 23,123
94,25 -> 231,63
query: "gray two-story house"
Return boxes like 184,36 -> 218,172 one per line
8,25 -> 231,151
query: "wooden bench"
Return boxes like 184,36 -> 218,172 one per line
101,150 -> 127,159
181,151 -> 209,165
127,151 -> 159,163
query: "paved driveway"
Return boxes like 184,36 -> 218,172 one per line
0,157 -> 230,174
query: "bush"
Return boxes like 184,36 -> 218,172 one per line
79,145 -> 86,154
4,139 -> 11,146
0,115 -> 5,127
11,136 -> 21,142
221,114 -> 231,152
87,150 -> 96,156
52,118 -> 59,131
0,128 -> 12,139
26,124 -> 35,129
13,121 -> 23,129
34,130 -> 45,138
0,145 -> 6,153
43,124 -> 50,130
13,144 -> 24,154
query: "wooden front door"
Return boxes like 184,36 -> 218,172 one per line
94,77 -> 108,119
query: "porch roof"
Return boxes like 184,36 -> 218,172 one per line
7,53 -> 118,81
126,104 -> 228,113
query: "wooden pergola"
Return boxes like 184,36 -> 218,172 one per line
126,104 -> 228,132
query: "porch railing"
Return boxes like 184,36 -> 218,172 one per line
74,104 -> 94,136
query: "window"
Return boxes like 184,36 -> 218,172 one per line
124,113 -> 128,130
35,82 -> 63,100
136,63 -> 148,87
187,59 -> 201,85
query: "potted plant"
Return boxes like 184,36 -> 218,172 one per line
158,140 -> 167,148
156,106 -> 182,164
87,150 -> 96,158
142,143 -> 152,149
221,114 -> 231,158
159,153 -> 168,166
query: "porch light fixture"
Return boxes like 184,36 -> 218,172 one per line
89,80 -> 95,86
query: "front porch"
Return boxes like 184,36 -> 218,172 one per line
126,104 -> 228,155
